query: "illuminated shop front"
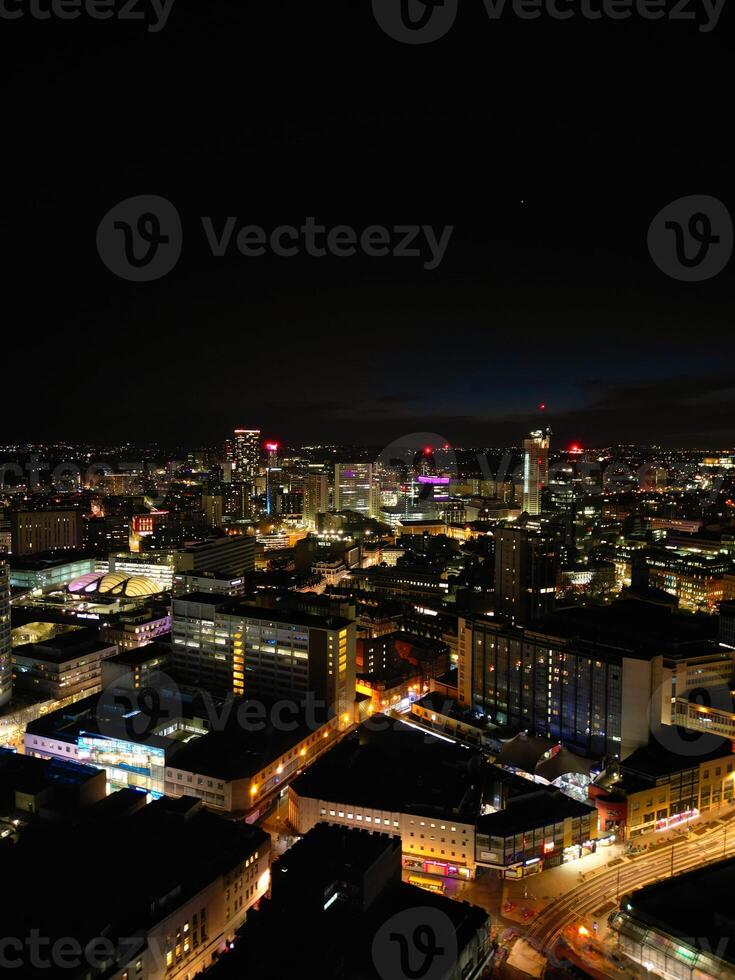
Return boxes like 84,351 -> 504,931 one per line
562,839 -> 597,864
476,788 -> 598,878
402,856 -> 473,881
655,808 -> 698,832
77,733 -> 167,796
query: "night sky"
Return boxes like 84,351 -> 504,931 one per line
0,2 -> 731,449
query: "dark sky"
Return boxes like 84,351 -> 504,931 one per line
0,1 -> 732,450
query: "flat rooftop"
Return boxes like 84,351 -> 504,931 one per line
0,747 -> 101,794
2,794 -> 269,976
12,628 -> 115,663
275,823 -> 399,883
167,705 -> 330,781
104,641 -> 171,668
621,740 -> 734,782
534,599 -> 719,660
477,786 -> 595,836
291,717 -> 482,822
173,594 -> 353,629
621,856 -> 735,964
8,550 -> 94,571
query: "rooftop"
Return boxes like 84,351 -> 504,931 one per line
172,594 -> 354,629
8,550 -> 94,571
291,717 -> 482,822
533,598 -> 719,661
2,794 -> 269,978
166,702 -> 331,781
0,747 -> 102,796
477,786 -> 595,836
621,740 -> 734,783
12,628 -> 116,664
275,822 -> 399,886
619,856 -> 735,965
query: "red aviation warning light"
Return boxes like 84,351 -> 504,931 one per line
265,442 -> 279,452
569,444 -> 583,454
539,403 -> 546,411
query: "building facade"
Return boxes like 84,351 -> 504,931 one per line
302,472 -> 329,528
8,553 -> 97,593
174,534 -> 255,579
493,525 -> 559,624
289,790 -> 477,882
10,510 -> 83,556
0,561 -> 11,707
475,788 -> 598,878
233,428 -> 261,484
522,427 -> 551,515
171,595 -> 356,720
622,744 -> 735,838
334,462 -> 375,518
459,615 -> 651,759
12,632 -> 119,700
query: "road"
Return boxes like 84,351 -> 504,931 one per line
526,815 -> 735,951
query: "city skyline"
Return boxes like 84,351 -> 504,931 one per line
1,2 -> 733,978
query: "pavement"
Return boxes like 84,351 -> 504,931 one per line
456,802 -> 735,978
521,814 -> 735,978
260,792 -> 299,859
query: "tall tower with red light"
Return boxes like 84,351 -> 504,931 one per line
264,441 -> 280,516
522,426 -> 551,515
265,441 -> 279,469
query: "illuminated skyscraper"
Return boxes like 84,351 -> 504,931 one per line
522,426 -> 551,515
494,524 -> 559,625
334,463 -> 376,518
233,428 -> 261,484
302,473 -> 329,529
265,442 -> 279,515
0,561 -> 11,707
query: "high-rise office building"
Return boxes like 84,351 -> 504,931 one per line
459,613 -> 631,758
233,428 -> 261,484
224,481 -> 253,521
174,534 -> 255,579
334,463 -> 375,518
0,562 -> 11,707
11,510 -> 83,556
171,596 -> 356,723
493,524 -> 558,624
302,473 -> 329,529
522,426 -> 551,515
201,492 -> 224,528
264,442 -> 279,515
